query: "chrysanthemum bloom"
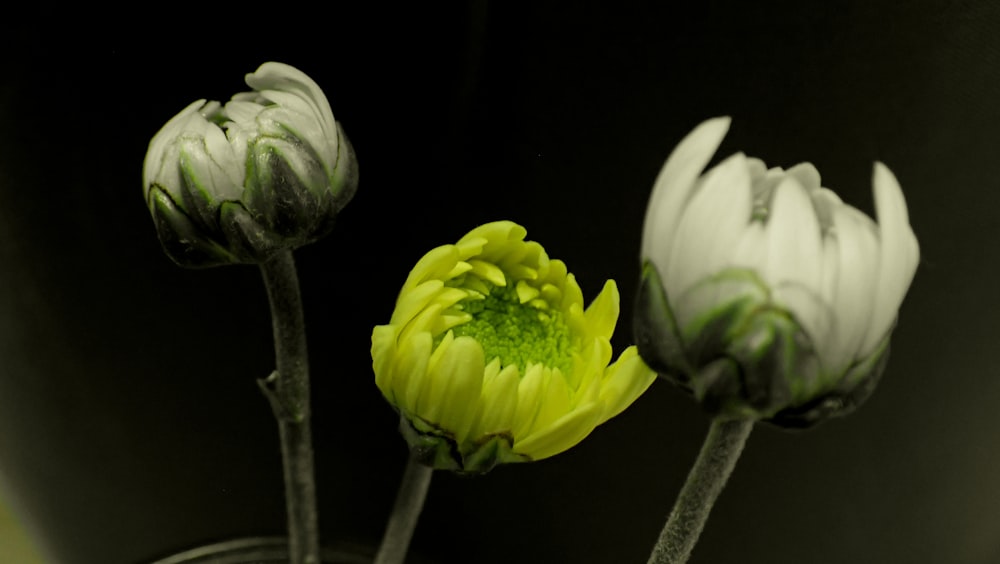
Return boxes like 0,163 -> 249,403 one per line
143,62 -> 357,268
634,117 -> 919,427
372,221 -> 656,473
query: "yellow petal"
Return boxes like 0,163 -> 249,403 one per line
572,337 -> 613,395
411,331 -> 453,416
583,280 -> 620,341
598,346 -> 657,422
401,245 -> 460,291
472,361 -> 520,437
468,259 -> 507,287
511,363 -> 547,438
398,302 -> 443,345
392,331 -> 433,412
561,273 -> 585,311
371,324 -> 398,398
455,236 -> 489,260
539,282 -> 562,304
515,280 -> 540,304
531,367 -> 572,432
513,402 -> 604,460
390,279 -> 444,326
461,221 -> 525,251
544,259 -> 568,286
423,335 -> 485,444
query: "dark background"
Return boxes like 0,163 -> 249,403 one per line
2,2 -> 999,563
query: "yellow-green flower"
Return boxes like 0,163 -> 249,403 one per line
372,221 -> 656,473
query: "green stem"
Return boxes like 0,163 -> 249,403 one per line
374,454 -> 434,564
647,418 -> 754,564
258,251 -> 320,564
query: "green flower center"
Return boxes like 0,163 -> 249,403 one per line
451,282 -> 574,375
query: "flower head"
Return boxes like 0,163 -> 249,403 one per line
634,117 -> 919,427
372,221 -> 656,473
143,62 -> 358,267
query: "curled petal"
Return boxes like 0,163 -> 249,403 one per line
599,347 -> 657,422
642,117 -> 732,279
513,402 -> 604,461
862,163 -> 920,356
665,152 -> 753,301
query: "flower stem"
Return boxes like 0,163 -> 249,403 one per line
647,418 -> 754,564
258,251 -> 320,564
374,454 -> 434,564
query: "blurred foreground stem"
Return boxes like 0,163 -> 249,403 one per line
647,418 -> 754,564
259,251 -> 320,564
375,454 -> 434,564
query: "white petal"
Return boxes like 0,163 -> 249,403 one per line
143,99 -> 208,199
664,152 -> 753,301
826,206 -> 880,370
730,221 -> 769,272
244,62 -> 340,172
762,177 -> 828,347
762,177 -> 824,290
672,265 -> 769,339
809,187 -> 842,231
750,167 -> 785,207
641,117 -> 732,278
810,233 -> 842,371
202,124 -> 243,201
746,157 -> 768,180
860,163 -> 919,355
786,162 -> 822,192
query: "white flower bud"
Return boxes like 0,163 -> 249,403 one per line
634,117 -> 919,426
142,62 -> 357,267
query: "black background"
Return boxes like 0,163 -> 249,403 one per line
2,2 -> 999,563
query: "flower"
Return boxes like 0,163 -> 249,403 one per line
371,221 -> 656,473
142,62 -> 358,268
634,117 -> 919,427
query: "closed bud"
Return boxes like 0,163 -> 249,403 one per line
142,62 -> 357,267
634,118 -> 918,427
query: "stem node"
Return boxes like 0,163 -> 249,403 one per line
259,251 -> 320,564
